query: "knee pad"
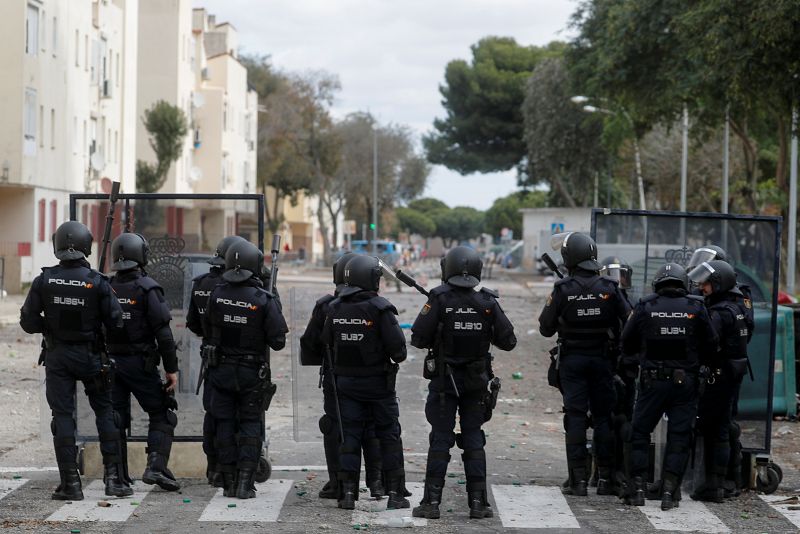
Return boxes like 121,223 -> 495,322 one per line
729,421 -> 741,440
665,441 -> 688,456
429,430 -> 456,449
51,415 -> 75,437
319,414 -> 336,435
148,411 -> 177,436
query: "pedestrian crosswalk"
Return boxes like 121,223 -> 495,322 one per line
0,475 -> 797,532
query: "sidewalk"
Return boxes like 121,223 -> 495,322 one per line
0,294 -> 23,327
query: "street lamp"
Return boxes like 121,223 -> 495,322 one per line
572,96 -> 646,210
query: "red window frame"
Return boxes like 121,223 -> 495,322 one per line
38,198 -> 46,241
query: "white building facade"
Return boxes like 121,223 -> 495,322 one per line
0,0 -> 139,290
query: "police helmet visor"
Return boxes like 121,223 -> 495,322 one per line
377,258 -> 401,284
550,232 -> 572,251
687,247 -> 720,270
600,263 -> 632,288
688,261 -> 714,285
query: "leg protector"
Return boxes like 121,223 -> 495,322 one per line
384,468 -> 410,510
466,477 -> 493,519
412,477 -> 444,519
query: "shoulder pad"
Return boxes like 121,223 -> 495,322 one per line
137,276 -> 162,292
686,294 -> 705,302
639,293 -> 659,304
192,272 -> 210,283
429,284 -> 452,296
480,287 -> 499,298
371,296 -> 398,314
315,294 -> 336,307
554,277 -> 571,287
88,269 -> 109,281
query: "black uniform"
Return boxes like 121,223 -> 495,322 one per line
411,284 -> 516,505
695,289 -> 751,498
622,288 -> 717,493
106,268 -> 178,489
186,266 -> 223,474
538,269 -> 630,487
611,289 -> 638,495
321,289 -> 407,504
20,259 -> 124,479
203,277 -> 287,496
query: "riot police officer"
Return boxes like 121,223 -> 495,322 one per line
321,255 -> 409,510
687,244 -> 754,495
20,221 -> 131,499
187,235 -> 246,486
600,256 -> 636,496
411,246 -> 516,520
106,233 -> 180,492
621,263 -> 717,510
203,240 -> 287,498
539,233 -> 630,497
689,260 -> 751,502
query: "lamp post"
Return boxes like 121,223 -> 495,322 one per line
573,96 -> 646,210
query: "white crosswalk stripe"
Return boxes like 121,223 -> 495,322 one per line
639,500 -> 730,533
351,481 -> 427,527
491,484 -> 580,529
199,479 -> 292,522
0,479 -> 28,502
47,480 -> 153,522
759,494 -> 800,529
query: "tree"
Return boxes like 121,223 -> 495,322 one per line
432,206 -> 485,247
336,112 -> 430,240
484,191 -> 547,238
242,55 -> 314,233
424,37 -> 565,175
395,207 -> 436,237
136,100 -> 188,192
407,198 -> 448,212
521,57 -> 610,207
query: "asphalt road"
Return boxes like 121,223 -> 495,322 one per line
0,271 -> 798,533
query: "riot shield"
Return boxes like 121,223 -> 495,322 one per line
68,193 -> 265,442
591,208 -> 782,454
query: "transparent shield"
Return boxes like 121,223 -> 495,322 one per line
70,194 -> 263,442
592,209 -> 781,454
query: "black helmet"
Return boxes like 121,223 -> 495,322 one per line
53,221 -> 93,261
600,256 -> 632,289
688,260 -> 736,294
687,245 -> 727,270
652,262 -> 688,291
441,246 -> 482,288
111,233 -> 149,271
209,235 -> 247,266
333,252 -> 357,287
223,240 -> 263,283
344,255 -> 382,292
552,232 -> 600,271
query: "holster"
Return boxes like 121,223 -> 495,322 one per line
144,349 -> 161,373
547,344 -> 562,391
202,345 -> 219,368
259,363 -> 277,411
38,339 -> 47,367
483,376 -> 501,422
423,348 -> 437,380
383,362 -> 398,391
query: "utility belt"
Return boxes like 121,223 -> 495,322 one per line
107,343 -> 161,373
335,362 -> 399,391
202,345 -> 266,368
557,337 -> 613,357
640,367 -> 695,384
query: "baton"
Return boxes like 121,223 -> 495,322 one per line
542,253 -> 564,279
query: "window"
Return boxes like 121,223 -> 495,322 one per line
38,199 -> 46,242
84,35 -> 88,71
52,16 -> 57,56
114,130 -> 118,163
24,88 -> 37,140
75,29 -> 79,66
82,120 -> 87,157
50,200 -> 57,235
39,105 -> 44,148
90,39 -> 99,84
25,4 -> 39,56
72,116 -> 78,153
40,11 -> 46,53
115,52 -> 120,86
50,108 -> 55,149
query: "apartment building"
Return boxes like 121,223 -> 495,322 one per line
0,0 -> 138,291
134,2 -> 258,251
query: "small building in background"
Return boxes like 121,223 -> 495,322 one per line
520,207 -> 592,272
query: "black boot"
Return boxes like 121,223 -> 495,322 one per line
384,469 -> 410,509
624,476 -> 645,506
692,473 -> 724,503
363,437 -> 385,499
104,463 -> 134,497
467,480 -> 494,519
207,457 -> 224,488
661,473 -> 681,511
142,451 -> 180,491
319,472 -> 339,499
320,430 -> 341,498
562,467 -> 588,496
412,477 -> 444,519
338,473 -> 359,510
119,438 -> 133,485
596,466 -> 613,495
220,465 -> 237,498
52,463 -> 83,501
235,464 -> 257,499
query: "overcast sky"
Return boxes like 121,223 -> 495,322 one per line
196,0 -> 576,209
